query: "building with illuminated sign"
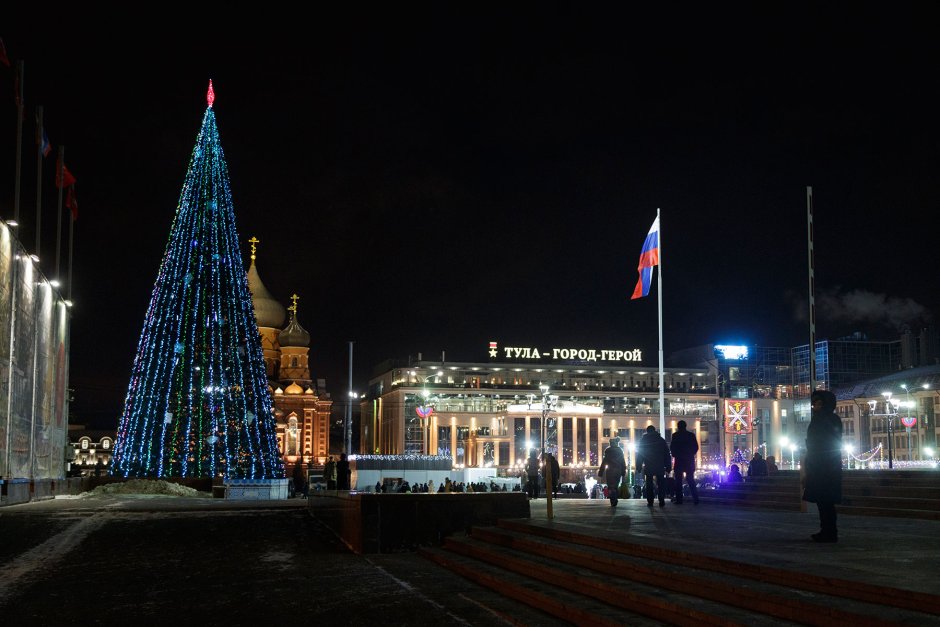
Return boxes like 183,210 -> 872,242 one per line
358,331 -> 935,477
359,344 -> 722,476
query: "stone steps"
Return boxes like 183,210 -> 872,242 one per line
421,518 -> 940,626
693,472 -> 940,519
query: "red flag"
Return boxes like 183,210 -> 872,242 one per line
55,159 -> 76,188
66,186 -> 78,221
0,38 -> 10,67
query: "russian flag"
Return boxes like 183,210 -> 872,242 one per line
630,216 -> 660,299
40,128 -> 51,157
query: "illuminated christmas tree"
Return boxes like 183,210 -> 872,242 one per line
111,82 -> 284,479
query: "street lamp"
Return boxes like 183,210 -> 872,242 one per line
780,436 -> 790,469
627,441 -> 636,487
901,384 -> 917,461
789,443 -> 797,469
538,384 -> 558,456
346,390 -> 357,456
872,392 -> 900,469
536,384 -> 559,516
416,378 -> 440,456
843,443 -> 853,470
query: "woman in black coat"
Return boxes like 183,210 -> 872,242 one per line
802,390 -> 843,542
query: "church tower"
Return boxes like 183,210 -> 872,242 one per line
244,239 -> 332,471
246,237 -> 286,380
279,294 -> 312,384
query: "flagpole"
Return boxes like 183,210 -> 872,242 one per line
55,146 -> 65,280
67,207 -> 74,302
806,186 -> 816,393
35,105 -> 43,258
656,207 -> 665,435
13,61 -> 24,225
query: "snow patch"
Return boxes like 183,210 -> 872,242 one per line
81,479 -> 210,498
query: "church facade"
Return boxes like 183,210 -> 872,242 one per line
246,238 -> 332,475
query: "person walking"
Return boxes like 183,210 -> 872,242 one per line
669,420 -> 699,505
803,389 -> 843,543
636,426 -> 671,508
336,453 -> 351,490
323,455 -> 337,490
598,438 -> 627,507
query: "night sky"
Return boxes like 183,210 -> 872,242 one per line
3,8 -> 938,428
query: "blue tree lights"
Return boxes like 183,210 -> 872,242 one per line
111,82 -> 284,479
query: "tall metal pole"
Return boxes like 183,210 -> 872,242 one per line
806,186 -> 817,394
346,341 -> 354,454
540,385 -> 554,519
656,208 -> 665,435
55,146 -> 65,280
35,105 -> 44,259
887,415 -> 894,470
67,208 -> 74,301
13,61 -> 24,225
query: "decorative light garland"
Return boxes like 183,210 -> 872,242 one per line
110,85 -> 283,480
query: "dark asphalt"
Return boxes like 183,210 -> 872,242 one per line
0,495 -> 563,626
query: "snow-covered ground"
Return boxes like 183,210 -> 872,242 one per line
72,479 -> 210,498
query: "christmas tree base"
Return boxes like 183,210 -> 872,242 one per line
224,478 -> 289,500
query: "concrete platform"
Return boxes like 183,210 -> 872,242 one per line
513,496 -> 940,598
308,490 -> 530,553
5,492 -> 938,625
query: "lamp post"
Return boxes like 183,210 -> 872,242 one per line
345,341 -> 354,454
789,443 -> 797,469
923,383 -> 938,451
843,443 -> 853,470
538,384 -> 558,518
780,436 -> 790,469
871,392 -> 900,469
627,441 -> 636,489
901,384 -> 916,461
538,384 -> 558,456
417,373 -> 440,456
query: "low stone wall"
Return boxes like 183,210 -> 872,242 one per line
309,491 -> 531,554
0,478 -> 30,505
225,478 -> 289,500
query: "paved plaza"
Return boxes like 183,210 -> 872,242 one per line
2,494 -> 939,625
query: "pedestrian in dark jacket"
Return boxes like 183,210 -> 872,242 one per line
669,420 -> 699,505
525,449 -> 541,499
636,426 -> 670,508
747,452 -> 768,478
542,451 -> 561,498
599,438 -> 626,507
336,453 -> 351,490
323,456 -> 337,490
803,389 -> 843,542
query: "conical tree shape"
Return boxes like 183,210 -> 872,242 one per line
111,86 -> 284,479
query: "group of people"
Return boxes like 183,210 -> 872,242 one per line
524,449 -> 560,499
314,390 -> 843,543
599,420 -> 700,508
321,453 -> 351,490
597,389 -> 843,543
